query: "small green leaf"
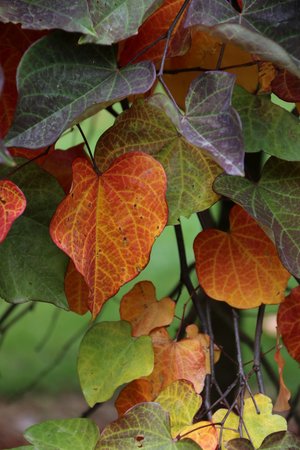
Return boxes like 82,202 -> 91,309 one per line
0,160 -> 68,308
96,402 -> 200,449
232,86 -> 300,160
24,418 -> 99,450
78,321 -> 154,406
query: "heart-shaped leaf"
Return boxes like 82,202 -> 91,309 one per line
78,321 -> 154,406
0,179 -> 26,243
278,286 -> 300,363
179,421 -> 218,450
50,152 -> 167,317
214,157 -> 300,277
5,30 -> 156,149
115,379 -> 154,416
185,0 -> 300,77
194,204 -> 290,309
179,71 -> 244,176
95,97 -> 221,224
96,402 -> 199,449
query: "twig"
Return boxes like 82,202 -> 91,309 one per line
3,146 -> 51,179
216,43 -> 226,70
81,402 -> 102,418
162,61 -> 260,75
106,105 -> 119,118
0,303 -> 36,343
253,305 -> 266,394
76,124 -> 101,175
0,304 -> 18,327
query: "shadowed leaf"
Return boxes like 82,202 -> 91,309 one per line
214,157 -> 300,277
273,337 -> 291,412
278,286 -> 300,363
186,324 -> 220,373
115,379 -> 154,416
226,438 -> 254,450
96,402 -> 199,449
0,179 -> 26,243
271,69 -> 300,102
78,321 -> 154,407
5,30 -> 156,149
260,431 -> 300,449
120,280 -> 175,336
50,152 -> 167,318
194,205 -> 290,309
64,260 -> 89,315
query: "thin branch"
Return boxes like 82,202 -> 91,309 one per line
81,402 -> 102,418
106,105 -> 119,118
0,303 -> 36,342
4,146 -> 51,179
0,304 -> 18,327
216,43 -> 226,70
76,124 -> 101,175
253,305 -> 266,394
162,60 -> 260,75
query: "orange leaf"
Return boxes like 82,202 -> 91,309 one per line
120,280 -> 175,336
0,179 -> 26,243
273,331 -> 291,412
145,327 -> 206,398
64,260 -> 89,315
119,0 -> 190,66
194,205 -> 290,309
115,379 -> 154,416
50,152 -> 168,318
180,421 -> 218,450
185,324 -> 221,374
278,286 -> 300,363
257,61 -> 277,94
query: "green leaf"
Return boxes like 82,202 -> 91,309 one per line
179,71 -> 244,176
0,1 -> 95,35
214,157 -> 300,277
232,86 -> 300,160
226,438 -> 254,450
79,0 -> 163,45
185,0 -> 300,77
5,30 -> 156,149
260,431 -> 300,449
78,321 -> 154,406
24,418 -> 99,450
0,160 -> 68,308
94,97 -> 222,225
96,402 -> 200,449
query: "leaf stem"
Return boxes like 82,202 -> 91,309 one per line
76,123 -> 101,175
253,305 -> 266,394
106,105 -> 119,118
3,145 -> 52,179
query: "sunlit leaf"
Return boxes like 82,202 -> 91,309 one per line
24,418 -> 99,450
5,30 -> 156,149
95,97 -> 221,224
119,0 -> 190,65
78,321 -> 154,407
256,61 -> 277,95
271,69 -> 300,102
120,280 -> 175,336
156,380 -> 202,437
214,157 -> 300,277
185,324 -> 221,373
212,394 -> 287,449
145,327 -> 206,398
180,421 -> 218,450
232,86 -> 300,159
64,260 -> 89,315
277,286 -> 300,363
115,379 -> 154,416
0,179 -> 26,243
194,205 -> 290,309
179,71 -> 244,176
185,0 -> 300,77
96,402 -> 199,449
50,152 -> 167,317
0,160 -> 68,308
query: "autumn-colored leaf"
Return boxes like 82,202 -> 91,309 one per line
277,286 -> 300,363
257,61 -> 277,94
64,260 -> 89,315
78,321 -> 154,407
180,421 -> 218,450
50,152 -> 167,318
119,0 -> 190,66
212,394 -> 287,449
156,380 -> 202,437
271,69 -> 300,102
0,179 -> 26,243
194,205 -> 290,309
115,379 -> 154,416
120,280 -> 175,336
145,327 -> 206,398
259,431 -> 300,449
186,324 -> 221,373
273,334 -> 291,412
95,97 -> 221,224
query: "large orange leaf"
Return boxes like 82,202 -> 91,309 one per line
115,379 -> 154,416
194,205 -> 290,309
145,327 -> 206,398
0,179 -> 26,243
119,0 -> 190,66
120,280 -> 175,336
277,286 -> 300,363
64,259 -> 89,315
50,152 -> 168,318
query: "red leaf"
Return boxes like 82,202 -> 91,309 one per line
50,152 -> 168,318
0,179 -> 26,243
271,69 -> 300,103
64,260 -> 89,315
277,286 -> 300,363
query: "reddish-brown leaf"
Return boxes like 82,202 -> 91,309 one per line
180,421 -> 218,450
0,179 -> 26,243
185,324 -> 220,374
64,260 -> 89,315
120,280 -> 175,336
194,205 -> 290,309
271,69 -> 300,103
50,152 -> 168,318
119,0 -> 190,66
145,327 -> 206,398
277,286 -> 300,363
273,332 -> 291,412
115,379 -> 154,416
